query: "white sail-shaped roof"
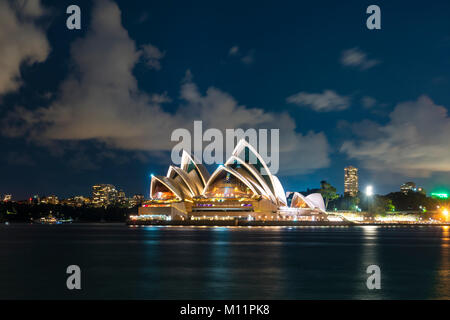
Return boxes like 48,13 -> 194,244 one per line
147,139 -> 294,208
291,192 -> 315,209
231,139 -> 277,196
150,175 -> 184,200
167,165 -> 198,197
180,150 -> 210,188
225,155 -> 277,202
291,192 -> 326,212
272,175 -> 287,206
203,165 -> 258,197
305,193 -> 326,212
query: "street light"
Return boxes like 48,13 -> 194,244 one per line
365,185 -> 374,217
365,185 -> 373,197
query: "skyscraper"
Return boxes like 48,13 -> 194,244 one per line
344,166 -> 358,197
92,184 -> 118,207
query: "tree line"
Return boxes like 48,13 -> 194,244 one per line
318,181 -> 445,213
0,202 -> 137,223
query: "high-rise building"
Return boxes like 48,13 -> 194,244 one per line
41,195 -> 59,205
130,194 -> 144,206
117,190 -> 127,205
62,196 -> 90,207
344,166 -> 358,197
92,184 -> 118,207
129,194 -> 144,207
400,182 -> 416,194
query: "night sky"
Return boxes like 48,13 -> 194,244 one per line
1,0 -> 450,200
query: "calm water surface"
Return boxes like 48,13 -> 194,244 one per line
0,224 -> 449,299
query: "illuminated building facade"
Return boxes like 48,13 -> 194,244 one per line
400,182 -> 425,195
62,196 -> 91,207
92,184 -> 118,207
400,182 -> 416,194
40,195 -> 59,205
138,139 -> 326,221
344,166 -> 358,197
117,190 -> 127,205
129,194 -> 144,207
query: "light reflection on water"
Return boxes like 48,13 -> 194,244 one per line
354,226 -> 381,299
0,224 -> 448,299
434,226 -> 450,299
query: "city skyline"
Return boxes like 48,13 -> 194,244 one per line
1,0 -> 450,199
2,164 -> 444,203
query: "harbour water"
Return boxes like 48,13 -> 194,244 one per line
0,224 -> 448,299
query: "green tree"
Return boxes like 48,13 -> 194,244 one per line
386,199 -> 395,212
371,196 -> 394,214
320,180 -> 339,209
348,195 -> 360,211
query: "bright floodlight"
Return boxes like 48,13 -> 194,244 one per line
365,185 -> 374,197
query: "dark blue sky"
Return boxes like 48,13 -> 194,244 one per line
1,0 -> 450,199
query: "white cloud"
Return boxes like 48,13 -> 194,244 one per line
2,0 -> 329,175
341,95 -> 450,177
340,47 -> 380,70
178,78 -> 330,174
149,92 -> 171,104
0,0 -> 50,95
141,43 -> 165,70
286,90 -> 351,112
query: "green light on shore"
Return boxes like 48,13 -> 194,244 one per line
431,193 -> 448,199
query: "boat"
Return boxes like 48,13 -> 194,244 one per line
39,215 -> 73,224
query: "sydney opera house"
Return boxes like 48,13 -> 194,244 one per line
137,139 -> 327,221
